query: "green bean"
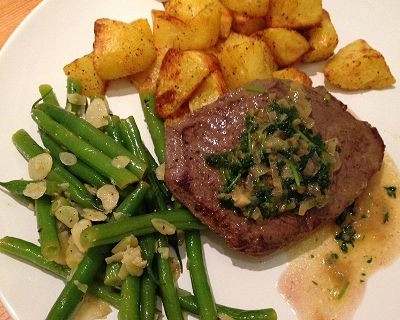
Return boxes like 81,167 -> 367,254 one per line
35,196 -> 61,261
119,275 -> 141,320
0,236 -> 69,279
114,181 -> 149,218
140,92 -> 165,164
80,208 -> 204,250
12,129 -> 99,209
66,77 -> 86,116
105,115 -> 123,144
40,131 -> 109,188
185,229 -> 217,320
120,116 -> 147,162
88,280 -> 121,309
156,235 -> 184,320
177,288 -> 278,320
39,84 -> 60,106
31,109 -> 138,189
0,179 -> 63,197
34,103 -> 147,179
104,261 -> 123,287
140,271 -> 157,320
46,245 -> 111,320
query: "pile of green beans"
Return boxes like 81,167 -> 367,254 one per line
0,81 -> 277,320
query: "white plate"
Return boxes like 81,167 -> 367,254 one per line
0,1 -> 399,319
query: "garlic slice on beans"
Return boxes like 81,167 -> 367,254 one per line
81,208 -> 108,222
23,181 -> 47,199
59,152 -> 77,166
151,218 -> 176,235
28,153 -> 53,180
54,205 -> 79,228
96,184 -> 119,212
71,218 -> 92,252
85,97 -> 110,128
111,155 -> 131,169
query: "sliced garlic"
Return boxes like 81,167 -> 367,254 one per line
54,205 -> 79,228
59,151 -> 77,166
81,208 -> 108,222
73,294 -> 112,320
28,153 -> 53,180
23,180 -> 47,199
155,163 -> 165,181
73,280 -> 88,293
111,155 -> 131,169
112,235 -> 139,254
151,218 -> 176,235
67,93 -> 87,106
85,97 -> 110,128
121,246 -> 147,277
71,218 -> 92,252
157,246 -> 170,260
97,184 -> 119,212
66,234 -> 84,269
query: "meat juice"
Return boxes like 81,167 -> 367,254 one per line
278,154 -> 400,319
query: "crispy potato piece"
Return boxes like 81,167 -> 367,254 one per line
93,18 -> 156,80
273,68 -> 312,86
155,49 -> 219,118
254,28 -> 310,67
232,12 -> 267,35
217,33 -> 277,90
189,70 -> 227,112
129,48 -> 168,93
131,18 -> 153,40
63,53 -> 107,97
152,2 -> 221,50
219,0 -> 270,17
302,10 -> 338,63
324,39 -> 396,90
164,0 -> 231,39
266,0 -> 322,28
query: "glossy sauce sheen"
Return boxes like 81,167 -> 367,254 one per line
278,154 -> 400,319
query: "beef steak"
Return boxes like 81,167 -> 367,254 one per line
164,79 -> 385,257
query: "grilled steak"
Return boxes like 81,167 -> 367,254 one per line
164,79 -> 385,257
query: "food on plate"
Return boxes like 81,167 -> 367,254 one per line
252,28 -> 310,67
266,0 -> 323,28
217,32 -> 277,90
154,49 -> 220,118
272,68 -> 312,86
219,0 -> 270,17
324,39 -> 396,90
93,18 -> 156,80
63,53 -> 108,97
231,11 -> 267,35
302,9 -> 338,63
164,78 -> 384,256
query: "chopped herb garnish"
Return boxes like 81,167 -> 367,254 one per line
206,99 -> 340,220
335,223 -> 357,253
384,186 -> 397,198
245,86 -> 266,94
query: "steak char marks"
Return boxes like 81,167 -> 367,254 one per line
165,79 -> 385,257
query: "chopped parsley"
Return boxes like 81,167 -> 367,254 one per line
335,204 -> 357,253
206,99 -> 340,220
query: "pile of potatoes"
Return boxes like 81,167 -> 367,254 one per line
63,0 -> 396,119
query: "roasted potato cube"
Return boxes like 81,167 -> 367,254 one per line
273,68 -> 312,86
63,53 -> 107,97
219,3 -> 233,39
219,0 -> 270,17
254,28 -> 310,67
155,49 -> 219,118
152,2 -> 220,50
189,70 -> 227,112
129,48 -> 168,93
93,18 -> 156,80
266,0 -> 322,28
217,33 -> 277,90
232,12 -> 267,35
302,10 -> 338,63
131,18 -> 153,40
324,39 -> 396,90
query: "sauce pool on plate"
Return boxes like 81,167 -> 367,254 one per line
278,154 -> 400,320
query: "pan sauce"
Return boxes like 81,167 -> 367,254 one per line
278,154 -> 400,319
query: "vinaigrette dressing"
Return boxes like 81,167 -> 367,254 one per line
278,154 -> 400,319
